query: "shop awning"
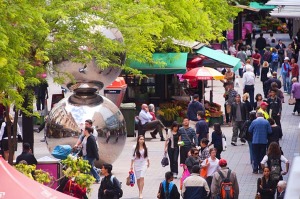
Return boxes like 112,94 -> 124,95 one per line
250,2 -> 276,10
195,47 -> 241,71
128,53 -> 188,74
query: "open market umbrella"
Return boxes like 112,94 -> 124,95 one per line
182,66 -> 224,102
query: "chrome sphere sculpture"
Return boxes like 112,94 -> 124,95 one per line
46,28 -> 126,166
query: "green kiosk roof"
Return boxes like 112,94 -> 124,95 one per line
128,53 -> 187,74
196,47 -> 241,72
250,2 -> 276,10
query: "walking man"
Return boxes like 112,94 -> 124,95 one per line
243,65 -> 255,107
280,57 -> 292,94
255,33 -> 267,64
267,89 -> 282,126
230,94 -> 248,146
248,111 -> 272,174
187,94 -> 205,130
195,111 -> 209,146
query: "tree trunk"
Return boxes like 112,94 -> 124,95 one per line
22,93 -> 34,154
6,110 -> 19,165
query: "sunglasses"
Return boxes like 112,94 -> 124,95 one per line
194,153 -> 199,155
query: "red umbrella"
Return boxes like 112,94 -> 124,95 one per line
0,156 -> 75,199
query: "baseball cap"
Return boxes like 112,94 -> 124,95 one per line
219,159 -> 227,167
260,102 -> 269,106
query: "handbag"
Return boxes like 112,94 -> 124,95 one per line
226,104 -> 231,114
126,176 -> 130,186
17,134 -> 23,143
161,153 -> 169,167
200,159 -> 208,178
288,97 -> 296,105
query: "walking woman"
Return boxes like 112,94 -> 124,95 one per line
164,122 -> 180,178
253,93 -> 263,110
130,135 -> 150,199
209,123 -> 223,159
256,167 -> 276,199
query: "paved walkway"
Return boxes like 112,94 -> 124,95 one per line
15,33 -> 299,199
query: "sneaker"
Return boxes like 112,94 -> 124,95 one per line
292,112 -> 295,115
160,137 -> 166,141
231,142 -> 237,146
40,139 -> 45,142
252,170 -> 258,174
150,132 -> 157,138
240,138 -> 246,144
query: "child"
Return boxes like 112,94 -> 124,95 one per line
209,123 -> 223,159
199,138 -> 210,164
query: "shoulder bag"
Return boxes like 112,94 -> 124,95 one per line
200,159 -> 208,178
288,95 -> 296,105
183,128 -> 196,147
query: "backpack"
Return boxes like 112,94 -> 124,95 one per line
268,157 -> 281,181
218,169 -> 234,199
263,52 -> 272,63
110,175 -> 123,198
162,181 -> 175,199
272,53 -> 279,62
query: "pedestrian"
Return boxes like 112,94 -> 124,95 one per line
277,180 -> 287,199
291,77 -> 300,115
138,104 -> 166,141
182,165 -> 210,199
130,135 -> 150,199
267,118 -> 282,147
275,40 -> 286,67
199,138 -> 210,164
187,94 -> 205,130
195,111 -> 209,145
245,29 -> 252,47
178,118 -> 198,164
290,58 -> 299,81
16,143 -> 37,165
74,119 -> 98,149
256,167 -> 276,199
261,142 -> 289,185
242,92 -> 252,114
253,93 -> 263,110
0,115 -> 22,161
211,159 -> 239,199
243,64 -> 255,107
164,121 -> 180,178
267,32 -> 277,47
224,68 -> 235,83
264,71 -> 282,90
236,46 -> 247,77
257,101 -> 270,119
261,61 -> 271,98
209,123 -> 223,159
249,111 -> 272,174
185,148 -> 200,174
225,81 -> 238,126
201,148 -> 220,193
34,79 -> 49,112
230,94 -> 248,146
242,111 -> 256,170
252,49 -> 261,77
271,48 -> 279,72
269,82 -> 285,103
267,89 -> 282,127
255,33 -> 267,64
280,57 -> 292,94
157,171 -> 180,199
82,127 -> 100,183
98,163 -> 122,199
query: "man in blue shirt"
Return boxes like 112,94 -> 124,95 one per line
280,57 -> 292,93
195,111 -> 209,146
187,94 -> 204,130
248,111 -> 272,174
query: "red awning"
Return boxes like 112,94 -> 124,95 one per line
0,156 -> 75,199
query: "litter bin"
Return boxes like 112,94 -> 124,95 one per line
104,77 -> 127,107
120,103 -> 136,137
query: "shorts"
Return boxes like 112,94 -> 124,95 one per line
2,139 -> 17,151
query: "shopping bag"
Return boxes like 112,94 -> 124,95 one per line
288,98 -> 296,105
200,159 -> 208,178
180,164 -> 190,190
161,153 -> 169,167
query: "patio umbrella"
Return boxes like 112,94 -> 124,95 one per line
182,66 -> 224,102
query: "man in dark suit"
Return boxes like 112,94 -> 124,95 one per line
230,94 -> 248,146
277,180 -> 287,199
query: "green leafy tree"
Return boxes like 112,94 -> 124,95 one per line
0,0 -> 240,164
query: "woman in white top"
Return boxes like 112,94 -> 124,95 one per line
130,135 -> 150,199
201,148 -> 220,194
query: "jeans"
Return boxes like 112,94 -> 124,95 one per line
259,50 -> 265,65
271,61 -> 278,73
247,140 -> 254,170
84,156 -> 100,182
231,121 -> 245,142
282,74 -> 291,93
252,144 -> 267,172
168,147 -> 179,174
244,85 -> 255,107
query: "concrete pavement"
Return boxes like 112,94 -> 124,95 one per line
15,33 -> 299,199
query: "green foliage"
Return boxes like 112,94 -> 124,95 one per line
15,163 -> 52,184
61,156 -> 95,193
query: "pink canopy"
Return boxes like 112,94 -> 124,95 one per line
0,156 -> 75,199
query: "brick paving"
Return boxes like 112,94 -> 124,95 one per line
15,33 -> 299,199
